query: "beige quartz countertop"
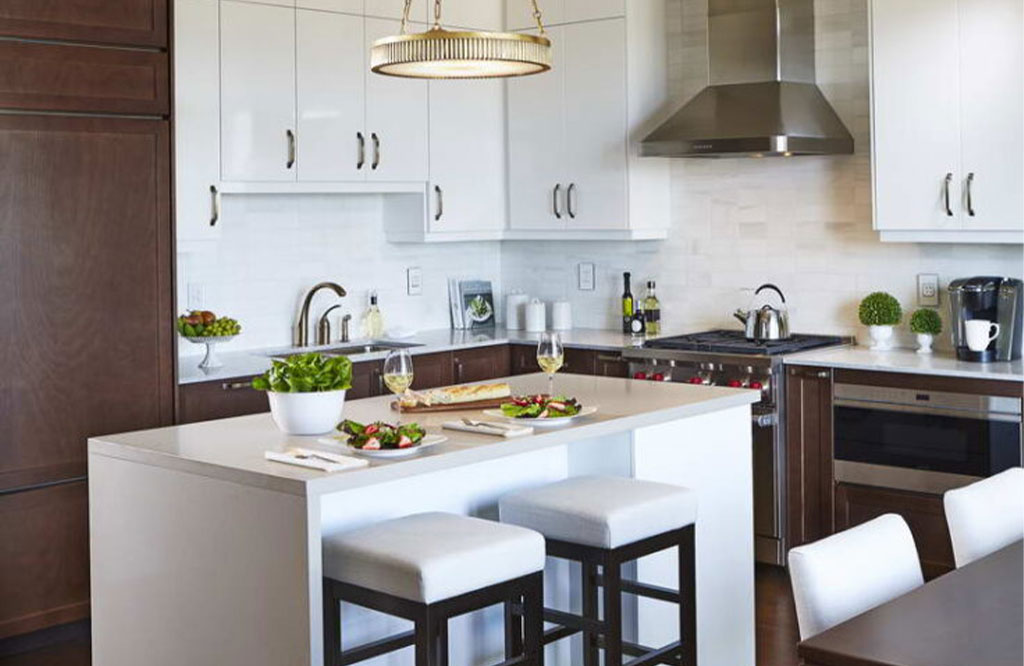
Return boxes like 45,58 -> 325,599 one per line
91,373 -> 758,497
785,345 -> 1024,382
178,327 -> 648,385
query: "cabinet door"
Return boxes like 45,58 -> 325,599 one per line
178,378 -> 267,424
453,346 -> 510,383
563,19 -> 627,230
595,352 -> 629,378
351,361 -> 384,399
958,0 -> 1024,231
410,352 -> 454,390
508,27 -> 566,230
364,18 -> 429,182
297,10 -> 366,182
509,344 -> 537,375
428,79 -> 506,232
220,1 -> 296,182
175,0 -> 221,242
835,483 -> 954,579
0,0 -> 168,47
562,348 -> 597,375
785,366 -> 834,550
871,0 -> 962,231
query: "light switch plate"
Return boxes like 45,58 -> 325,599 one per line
918,273 -> 939,307
407,267 -> 423,296
578,262 -> 595,291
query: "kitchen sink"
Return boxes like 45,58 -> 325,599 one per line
267,341 -> 422,360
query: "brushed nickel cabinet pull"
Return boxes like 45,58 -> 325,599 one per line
596,355 -> 624,363
567,183 -> 577,219
966,172 -> 976,217
454,359 -> 464,383
371,133 -> 380,170
357,132 -> 365,170
209,185 -> 220,227
286,130 -> 296,169
221,381 -> 252,391
553,184 -> 562,219
943,172 -> 953,217
816,371 -> 830,379
434,185 -> 444,221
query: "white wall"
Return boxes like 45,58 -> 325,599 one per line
177,194 -> 502,353
501,0 -> 1022,349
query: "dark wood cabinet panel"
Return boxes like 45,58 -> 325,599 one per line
562,348 -> 597,375
834,482 -> 955,579
0,115 -> 173,494
350,361 -> 384,400
178,378 -> 267,425
411,352 -> 454,391
509,344 -> 535,375
785,366 -> 835,550
0,481 -> 90,639
0,41 -> 169,115
594,351 -> 630,378
452,346 -> 510,384
0,0 -> 168,48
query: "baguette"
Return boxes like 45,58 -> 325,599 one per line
400,383 -> 511,408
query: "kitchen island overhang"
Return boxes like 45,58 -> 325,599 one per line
88,373 -> 759,666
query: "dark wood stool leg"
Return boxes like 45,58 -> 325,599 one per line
504,592 -> 524,659
581,562 -> 599,666
602,556 -> 624,666
435,616 -> 449,666
414,609 -> 435,666
323,579 -> 341,666
679,525 -> 697,666
523,572 -> 545,665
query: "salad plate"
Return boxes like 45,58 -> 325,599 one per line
482,407 -> 597,427
324,420 -> 447,459
483,395 -> 597,427
341,435 -> 447,459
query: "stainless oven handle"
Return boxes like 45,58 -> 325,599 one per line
834,397 -> 1022,423
752,412 -> 777,428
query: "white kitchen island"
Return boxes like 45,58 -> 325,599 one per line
88,374 -> 758,666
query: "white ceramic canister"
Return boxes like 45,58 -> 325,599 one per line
551,301 -> 572,330
525,299 -> 547,333
506,293 -> 530,330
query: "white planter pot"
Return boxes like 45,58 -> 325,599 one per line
868,325 -> 895,351
915,333 -> 934,354
267,390 -> 347,436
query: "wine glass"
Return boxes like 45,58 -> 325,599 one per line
383,349 -> 415,420
536,332 -> 564,396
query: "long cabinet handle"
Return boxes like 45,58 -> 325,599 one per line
454,359 -> 464,383
596,354 -> 624,363
567,183 -> 577,219
221,381 -> 252,391
966,172 -> 975,217
371,133 -> 380,170
357,132 -> 365,170
434,185 -> 444,221
286,130 -> 296,169
943,172 -> 953,217
209,185 -> 220,227
553,184 -> 562,219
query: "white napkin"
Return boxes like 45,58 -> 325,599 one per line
442,421 -> 534,438
265,448 -> 369,473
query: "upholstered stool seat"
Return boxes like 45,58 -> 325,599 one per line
323,512 -> 546,666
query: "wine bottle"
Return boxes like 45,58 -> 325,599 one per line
644,280 -> 661,336
622,272 -> 634,334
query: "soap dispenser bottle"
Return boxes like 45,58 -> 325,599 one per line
360,291 -> 385,339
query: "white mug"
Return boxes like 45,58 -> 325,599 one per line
964,319 -> 1000,352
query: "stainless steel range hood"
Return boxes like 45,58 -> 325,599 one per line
641,0 -> 854,158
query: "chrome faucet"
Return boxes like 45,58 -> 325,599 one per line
294,282 -> 347,347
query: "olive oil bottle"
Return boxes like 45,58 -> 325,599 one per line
621,272 -> 634,334
644,280 -> 661,336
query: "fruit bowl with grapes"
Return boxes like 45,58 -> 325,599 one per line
177,311 -> 243,370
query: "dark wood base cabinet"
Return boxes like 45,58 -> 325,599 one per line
511,345 -> 630,379
785,366 -> 835,549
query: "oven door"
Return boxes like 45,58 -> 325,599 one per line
833,384 -> 1022,494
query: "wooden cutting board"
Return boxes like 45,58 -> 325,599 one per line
390,397 -> 508,413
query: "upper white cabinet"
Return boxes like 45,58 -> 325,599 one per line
506,0 -> 624,31
506,2 -> 670,239
871,0 -> 1023,243
220,1 -> 297,182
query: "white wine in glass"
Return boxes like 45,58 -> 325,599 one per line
536,332 -> 564,396
383,349 -> 414,419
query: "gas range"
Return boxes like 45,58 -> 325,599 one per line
622,329 -> 850,565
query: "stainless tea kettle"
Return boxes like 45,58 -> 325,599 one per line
733,284 -> 791,341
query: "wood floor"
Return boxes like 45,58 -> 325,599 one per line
0,566 -> 800,666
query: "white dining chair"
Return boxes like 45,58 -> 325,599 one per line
944,467 -> 1024,568
787,513 -> 924,639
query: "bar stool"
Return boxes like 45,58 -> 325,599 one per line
322,512 -> 546,666
499,476 -> 698,666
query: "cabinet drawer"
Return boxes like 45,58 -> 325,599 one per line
452,345 -> 510,384
351,360 -> 383,400
411,352 -> 454,391
179,377 -> 267,424
0,0 -> 168,48
0,41 -> 168,115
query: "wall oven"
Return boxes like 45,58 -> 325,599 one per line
833,383 -> 1023,494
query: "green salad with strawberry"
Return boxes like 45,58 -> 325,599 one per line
500,395 -> 582,419
339,420 -> 426,451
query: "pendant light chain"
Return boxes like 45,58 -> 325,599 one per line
400,0 -> 412,34
433,0 -> 443,29
531,0 -> 547,36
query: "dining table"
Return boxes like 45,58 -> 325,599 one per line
799,540 -> 1024,666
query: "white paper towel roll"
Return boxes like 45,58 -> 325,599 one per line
551,301 -> 572,330
506,293 -> 530,330
525,299 -> 547,332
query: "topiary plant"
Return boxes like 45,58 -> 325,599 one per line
910,308 -> 943,335
858,292 -> 902,326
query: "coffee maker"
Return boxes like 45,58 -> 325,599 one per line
948,277 -> 1023,362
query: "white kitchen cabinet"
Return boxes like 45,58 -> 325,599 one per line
220,0 -> 296,182
870,0 -> 1023,243
506,4 -> 669,240
296,10 -> 366,181
364,18 -> 430,183
506,0 -> 624,31
174,0 -> 221,243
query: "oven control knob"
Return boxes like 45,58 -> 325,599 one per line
633,371 -> 648,380
749,381 -> 763,390
688,376 -> 704,385
652,372 -> 666,382
726,379 -> 743,388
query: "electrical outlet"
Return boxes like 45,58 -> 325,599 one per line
407,267 -> 423,296
187,282 -> 205,310
918,274 -> 939,307
578,262 -> 595,291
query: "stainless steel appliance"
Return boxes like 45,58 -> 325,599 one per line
733,283 -> 791,341
948,277 -> 1023,362
833,383 -> 1023,494
623,329 -> 848,564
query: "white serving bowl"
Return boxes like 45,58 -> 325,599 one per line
267,390 -> 347,436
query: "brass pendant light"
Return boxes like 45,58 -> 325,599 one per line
371,0 -> 552,79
